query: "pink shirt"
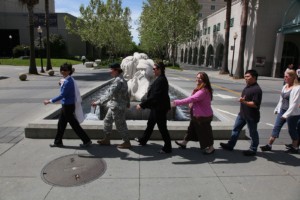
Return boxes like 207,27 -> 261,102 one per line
174,89 -> 213,117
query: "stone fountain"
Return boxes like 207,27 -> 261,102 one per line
25,53 -> 245,140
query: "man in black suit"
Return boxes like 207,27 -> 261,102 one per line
136,62 -> 172,153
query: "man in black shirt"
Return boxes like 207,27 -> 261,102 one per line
220,69 -> 262,156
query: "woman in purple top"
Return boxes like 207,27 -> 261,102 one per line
171,72 -> 215,154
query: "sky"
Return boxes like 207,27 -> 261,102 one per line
55,0 -> 144,44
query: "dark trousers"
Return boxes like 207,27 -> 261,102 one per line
140,109 -> 172,152
184,116 -> 214,149
55,104 -> 90,144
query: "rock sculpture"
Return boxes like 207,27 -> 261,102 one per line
121,52 -> 154,101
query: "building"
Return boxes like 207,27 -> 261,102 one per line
178,0 -> 300,77
197,0 -> 227,19
0,0 -> 87,58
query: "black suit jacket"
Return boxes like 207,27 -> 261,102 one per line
140,74 -> 171,112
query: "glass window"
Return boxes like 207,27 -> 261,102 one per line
230,18 -> 234,27
211,5 -> 215,10
208,27 -> 210,34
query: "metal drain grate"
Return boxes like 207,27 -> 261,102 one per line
41,154 -> 107,187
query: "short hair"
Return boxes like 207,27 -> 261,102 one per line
109,63 -> 123,74
245,69 -> 258,80
60,63 -> 73,75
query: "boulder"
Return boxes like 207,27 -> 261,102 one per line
19,73 -> 27,81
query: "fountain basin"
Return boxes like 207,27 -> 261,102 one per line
25,80 -> 246,140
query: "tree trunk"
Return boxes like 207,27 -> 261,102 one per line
219,0 -> 231,75
234,0 -> 249,79
27,4 -> 38,74
45,0 -> 52,70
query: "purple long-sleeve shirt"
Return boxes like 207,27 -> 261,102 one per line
174,89 -> 213,117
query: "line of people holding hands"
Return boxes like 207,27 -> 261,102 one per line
44,62 -> 300,156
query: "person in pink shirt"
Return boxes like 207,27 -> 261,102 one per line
171,72 -> 215,154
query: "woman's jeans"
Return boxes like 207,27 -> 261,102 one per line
228,114 -> 259,151
271,109 -> 287,138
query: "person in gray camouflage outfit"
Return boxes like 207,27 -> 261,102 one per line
92,63 -> 131,149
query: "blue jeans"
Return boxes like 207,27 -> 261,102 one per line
271,109 -> 287,138
228,114 -> 259,151
286,115 -> 300,140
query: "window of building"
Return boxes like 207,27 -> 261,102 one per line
211,5 -> 215,10
204,28 -> 207,35
230,18 -> 234,27
217,23 -> 220,31
208,27 -> 210,34
224,18 -> 234,28
198,13 -> 202,18
200,30 -> 202,36
213,25 -> 216,32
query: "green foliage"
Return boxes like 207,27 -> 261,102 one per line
139,0 -> 201,61
0,58 -> 81,67
13,45 -> 30,58
64,0 -> 134,58
42,34 -> 67,58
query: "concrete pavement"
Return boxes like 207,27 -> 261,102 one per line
0,64 -> 299,200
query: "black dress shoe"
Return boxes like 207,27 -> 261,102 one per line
175,141 -> 186,149
134,137 -> 146,146
203,148 -> 215,155
49,143 -> 64,148
243,150 -> 256,156
80,140 -> 92,148
158,149 -> 172,154
220,142 -> 233,151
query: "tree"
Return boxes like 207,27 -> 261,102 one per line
139,0 -> 201,63
45,0 -> 52,70
219,0 -> 232,74
234,0 -> 249,78
19,0 -> 39,74
65,0 -> 133,59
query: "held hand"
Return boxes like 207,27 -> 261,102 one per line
136,104 -> 141,110
239,97 -> 245,103
91,101 -> 97,107
44,99 -> 50,105
170,101 -> 176,107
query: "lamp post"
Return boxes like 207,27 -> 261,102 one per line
37,26 -> 45,73
230,32 -> 238,76
8,35 -> 12,58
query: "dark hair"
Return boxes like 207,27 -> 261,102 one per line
154,61 -> 165,74
109,63 -> 123,74
193,72 -> 213,100
60,63 -> 73,75
245,69 -> 258,80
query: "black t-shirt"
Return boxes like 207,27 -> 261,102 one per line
239,82 -> 262,122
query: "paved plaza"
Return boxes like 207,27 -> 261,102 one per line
0,64 -> 299,200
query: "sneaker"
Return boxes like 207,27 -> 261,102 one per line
285,144 -> 293,149
285,147 -> 299,154
243,149 -> 256,156
260,144 -> 272,151
117,141 -> 132,149
49,143 -> 64,148
220,142 -> 233,151
80,141 -> 92,148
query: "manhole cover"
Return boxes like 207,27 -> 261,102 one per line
41,154 -> 106,187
